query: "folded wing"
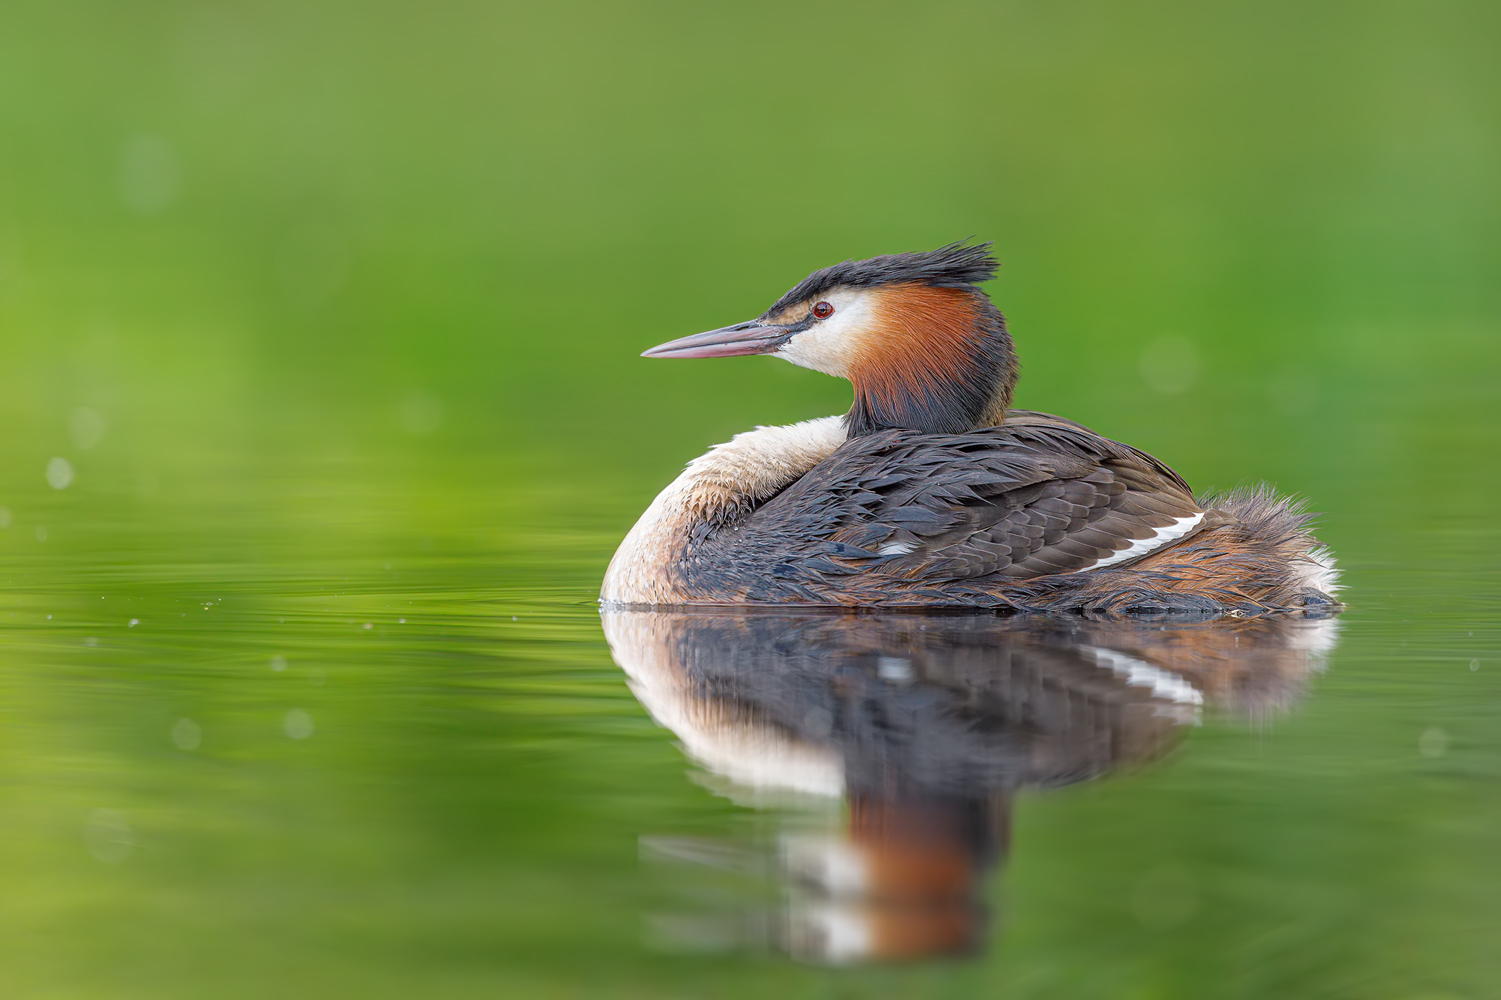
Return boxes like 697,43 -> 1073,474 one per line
742,411 -> 1205,586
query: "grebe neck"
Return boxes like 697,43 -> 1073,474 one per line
844,288 -> 1017,437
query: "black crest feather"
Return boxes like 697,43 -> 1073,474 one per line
764,240 -> 998,317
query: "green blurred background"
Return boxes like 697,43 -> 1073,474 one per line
2,1 -> 1499,997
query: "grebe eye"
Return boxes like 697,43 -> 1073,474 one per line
812,301 -> 834,320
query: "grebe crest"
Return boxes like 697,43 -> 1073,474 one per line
643,241 -> 1015,437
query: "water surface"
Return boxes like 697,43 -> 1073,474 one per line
2,432 -> 1498,997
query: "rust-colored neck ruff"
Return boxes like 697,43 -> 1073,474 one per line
846,284 -> 1016,437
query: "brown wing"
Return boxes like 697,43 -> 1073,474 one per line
737,410 -> 1204,587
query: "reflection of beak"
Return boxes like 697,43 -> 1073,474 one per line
641,320 -> 791,359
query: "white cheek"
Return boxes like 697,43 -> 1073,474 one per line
777,328 -> 849,376
774,290 -> 874,377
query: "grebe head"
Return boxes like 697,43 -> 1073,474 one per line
642,241 -> 1016,437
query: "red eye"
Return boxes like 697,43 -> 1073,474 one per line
812,301 -> 834,319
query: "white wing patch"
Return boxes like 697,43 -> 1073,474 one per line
1087,512 -> 1204,570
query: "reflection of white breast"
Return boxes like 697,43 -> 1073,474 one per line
600,610 -> 845,798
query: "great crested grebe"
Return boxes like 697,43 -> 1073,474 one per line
602,242 -> 1340,615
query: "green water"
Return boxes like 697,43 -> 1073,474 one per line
3,0 -> 1500,995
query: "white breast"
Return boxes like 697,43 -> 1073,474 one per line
600,415 -> 847,605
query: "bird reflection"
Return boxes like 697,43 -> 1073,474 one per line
603,609 -> 1339,963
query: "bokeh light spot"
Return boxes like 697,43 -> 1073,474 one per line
284,709 -> 314,740
398,391 -> 444,434
46,457 -> 74,490
84,809 -> 133,863
118,135 -> 182,214
172,717 -> 202,751
70,407 -> 107,449
1419,727 -> 1449,758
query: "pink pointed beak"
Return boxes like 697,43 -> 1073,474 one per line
641,320 -> 791,359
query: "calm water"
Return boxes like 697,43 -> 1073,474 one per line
4,1 -> 1501,994
1,422 -> 1498,998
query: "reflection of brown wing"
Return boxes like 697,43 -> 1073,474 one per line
1032,613 -> 1340,716
603,609 -> 1337,798
607,609 -> 1338,964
